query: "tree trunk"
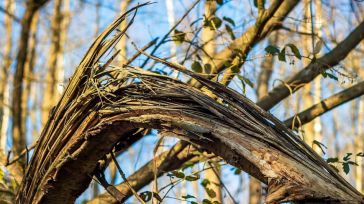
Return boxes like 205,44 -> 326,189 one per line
42,0 -> 68,126
22,10 -> 39,147
250,32 -> 279,204
301,0 -> 315,149
108,0 -> 132,187
356,99 -> 364,193
16,11 -> 364,203
116,0 -> 131,62
12,0 -> 49,166
0,0 -> 15,152
200,1 -> 222,203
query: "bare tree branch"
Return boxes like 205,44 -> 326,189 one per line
0,5 -> 20,22
257,20 -> 364,110
89,80 -> 364,204
87,141 -> 202,204
15,4 -> 364,204
140,0 -> 201,68
190,0 -> 299,88
11,0 -> 50,168
284,81 -> 364,129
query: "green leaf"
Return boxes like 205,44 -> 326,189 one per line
231,66 -> 240,74
185,174 -> 200,181
328,73 -> 338,81
223,16 -> 235,26
343,162 -> 350,174
326,157 -> 339,163
209,0 -> 224,5
203,199 -> 213,204
322,71 -> 338,81
233,48 -> 244,57
182,161 -> 195,170
171,170 -> 185,178
205,188 -> 216,198
182,195 -> 196,200
264,45 -> 280,55
223,57 -> 240,74
313,39 -> 323,55
278,47 -> 286,62
190,202 -> 198,204
204,63 -> 212,74
172,29 -> 186,45
153,192 -> 163,202
240,80 -> 246,94
205,16 -> 222,30
191,61 -> 203,73
216,0 -> 224,5
140,191 -> 152,202
312,140 -> 327,155
286,43 -> 302,60
225,24 -> 236,40
357,152 -> 364,157
237,75 -> 253,94
201,179 -> 210,187
234,168 -> 242,175
253,0 -> 265,8
343,153 -> 352,161
238,75 -> 254,88
230,56 -> 241,73
211,16 -> 222,30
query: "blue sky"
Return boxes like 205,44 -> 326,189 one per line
1,0 -> 363,203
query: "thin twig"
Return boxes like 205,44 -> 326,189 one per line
124,37 -> 159,66
25,145 -> 29,167
0,6 -> 21,22
94,172 -> 125,203
208,161 -> 238,204
6,142 -> 37,166
140,0 -> 201,68
110,152 -> 146,204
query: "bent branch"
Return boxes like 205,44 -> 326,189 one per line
17,7 -> 364,204
90,80 -> 364,204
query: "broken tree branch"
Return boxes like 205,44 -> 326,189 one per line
16,5 -> 364,204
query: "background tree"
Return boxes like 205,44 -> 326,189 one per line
0,0 -> 364,203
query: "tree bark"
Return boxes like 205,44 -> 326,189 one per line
22,10 -> 39,151
42,0 -> 68,126
0,0 -> 15,152
356,99 -> 364,193
90,77 -> 364,204
285,81 -> 364,129
250,32 -> 279,204
11,3 -> 364,204
200,1 -> 222,203
189,0 -> 299,88
16,12 -> 364,203
11,0 -> 49,165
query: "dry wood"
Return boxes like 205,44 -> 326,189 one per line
90,78 -> 364,203
16,4 -> 364,204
